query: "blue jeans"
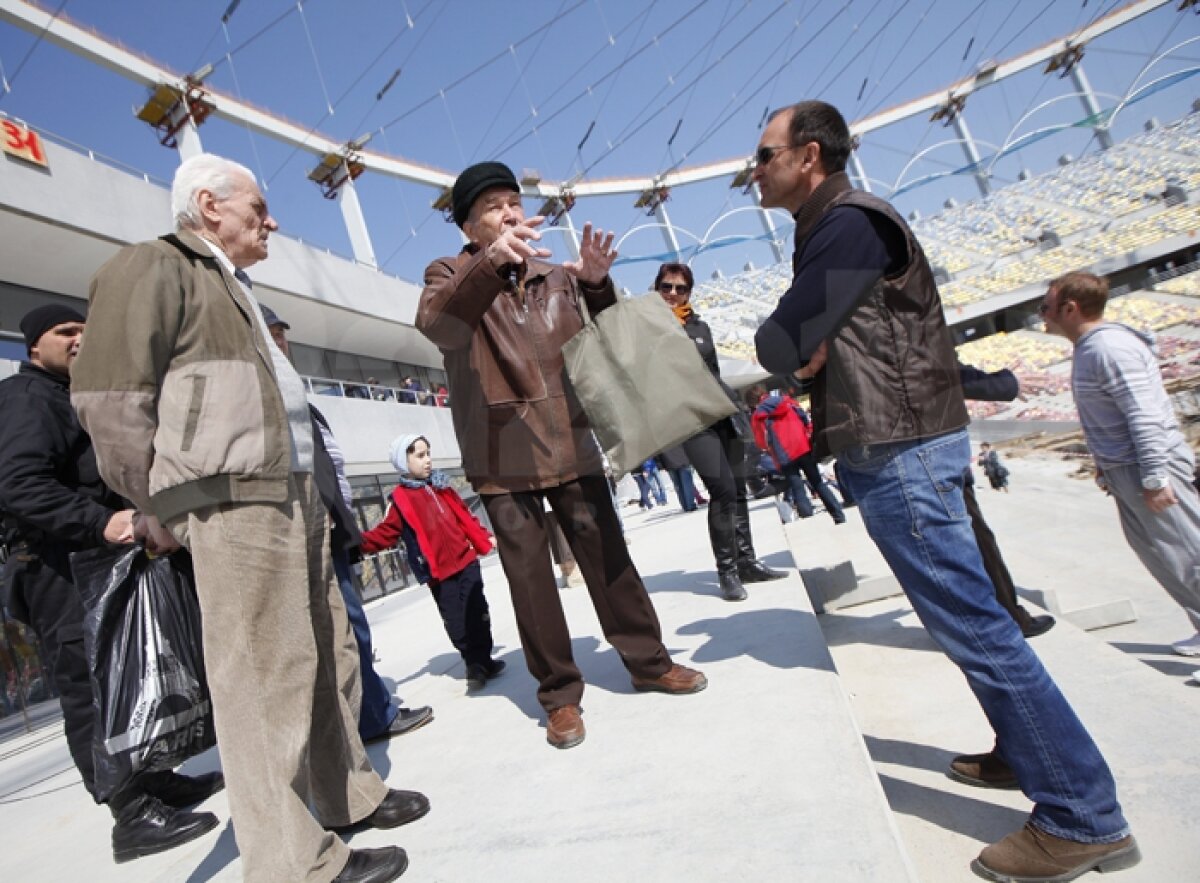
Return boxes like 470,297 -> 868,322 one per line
332,548 -> 399,740
837,429 -> 1128,843
645,470 -> 667,505
667,467 -> 697,512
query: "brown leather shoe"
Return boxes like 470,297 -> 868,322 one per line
973,823 -> 1140,882
631,663 -> 707,695
949,750 -> 1019,789
546,705 -> 585,749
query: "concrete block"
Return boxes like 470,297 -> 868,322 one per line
800,561 -> 857,613
1062,598 -> 1138,631
802,562 -> 906,613
1017,587 -> 1062,615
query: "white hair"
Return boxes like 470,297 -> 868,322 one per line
171,153 -> 258,230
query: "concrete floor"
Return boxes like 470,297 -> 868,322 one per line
2,450 -> 1198,881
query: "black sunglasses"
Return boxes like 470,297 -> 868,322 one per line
658,283 -> 691,295
755,144 -> 798,167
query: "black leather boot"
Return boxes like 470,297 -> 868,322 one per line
111,795 -> 219,863
734,496 -> 786,582
711,518 -> 747,601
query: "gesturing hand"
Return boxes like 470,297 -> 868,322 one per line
564,222 -> 618,286
485,215 -> 552,272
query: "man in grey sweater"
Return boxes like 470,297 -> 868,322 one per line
1043,270 -> 1200,658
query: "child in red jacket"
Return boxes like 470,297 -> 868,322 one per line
361,433 -> 505,689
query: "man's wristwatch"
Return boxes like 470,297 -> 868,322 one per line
1142,474 -> 1169,491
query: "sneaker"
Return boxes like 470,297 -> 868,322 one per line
1191,670 -> 1200,685
973,823 -> 1140,882
948,750 -> 1019,789
1171,632 -> 1200,656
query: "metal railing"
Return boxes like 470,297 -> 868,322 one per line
303,375 -> 449,407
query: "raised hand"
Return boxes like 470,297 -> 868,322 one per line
485,215 -> 552,271
564,222 -> 618,286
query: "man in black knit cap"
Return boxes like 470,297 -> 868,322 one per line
0,303 -> 223,863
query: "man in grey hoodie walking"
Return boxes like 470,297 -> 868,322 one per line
1043,270 -> 1200,659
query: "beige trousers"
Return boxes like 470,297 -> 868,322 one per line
170,473 -> 388,883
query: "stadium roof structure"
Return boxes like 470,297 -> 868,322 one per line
0,0 -> 1196,286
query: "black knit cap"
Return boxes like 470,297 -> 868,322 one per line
451,161 -> 519,228
20,304 -> 86,354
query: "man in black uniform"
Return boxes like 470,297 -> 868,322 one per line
0,304 -> 222,863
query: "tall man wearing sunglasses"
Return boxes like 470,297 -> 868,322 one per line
752,100 -> 1137,883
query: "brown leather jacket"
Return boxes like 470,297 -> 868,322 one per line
417,246 -> 614,494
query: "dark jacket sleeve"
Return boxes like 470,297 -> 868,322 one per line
958,363 -> 1019,402
0,388 -> 116,547
755,206 -> 905,376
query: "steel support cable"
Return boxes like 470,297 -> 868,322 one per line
570,1 -> 660,179
598,0 -> 785,165
855,0 -> 898,109
587,0 -> 658,169
590,0 -> 657,121
220,23 -> 271,189
863,0 -> 987,117
0,0 -> 68,102
858,0 -> 937,111
263,0 -> 438,187
487,0 -> 713,160
583,0 -> 792,181
669,0 -> 855,173
374,0 -> 589,135
489,2 -> 656,166
202,0 -> 309,78
469,0 -> 574,166
668,0 -> 839,172
811,0 -> 916,100
656,0 -> 744,176
296,0 -> 335,115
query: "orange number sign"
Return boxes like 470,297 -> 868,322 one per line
1,119 -> 48,167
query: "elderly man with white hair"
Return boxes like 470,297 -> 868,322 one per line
72,153 -> 425,883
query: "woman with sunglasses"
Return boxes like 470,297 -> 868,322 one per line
653,261 -> 786,601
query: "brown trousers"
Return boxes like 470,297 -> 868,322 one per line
170,473 -> 388,883
483,475 -> 672,712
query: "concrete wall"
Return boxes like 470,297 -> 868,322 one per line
307,395 -> 461,474
0,139 -> 442,366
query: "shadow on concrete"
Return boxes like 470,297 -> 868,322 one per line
864,736 -> 1029,843
875,772 -> 1026,846
1108,641 -> 1182,657
184,819 -> 238,883
818,607 -> 940,654
676,608 -> 831,670
1127,656 -> 1200,678
641,568 -> 721,599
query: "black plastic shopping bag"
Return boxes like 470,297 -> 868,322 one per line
71,545 -> 215,801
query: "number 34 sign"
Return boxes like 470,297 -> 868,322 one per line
2,119 -> 48,168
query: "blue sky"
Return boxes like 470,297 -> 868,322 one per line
1,0 -> 1197,291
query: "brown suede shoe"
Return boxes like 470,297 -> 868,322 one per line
631,663 -> 708,695
546,705 -> 585,749
973,823 -> 1140,882
949,750 -> 1020,789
